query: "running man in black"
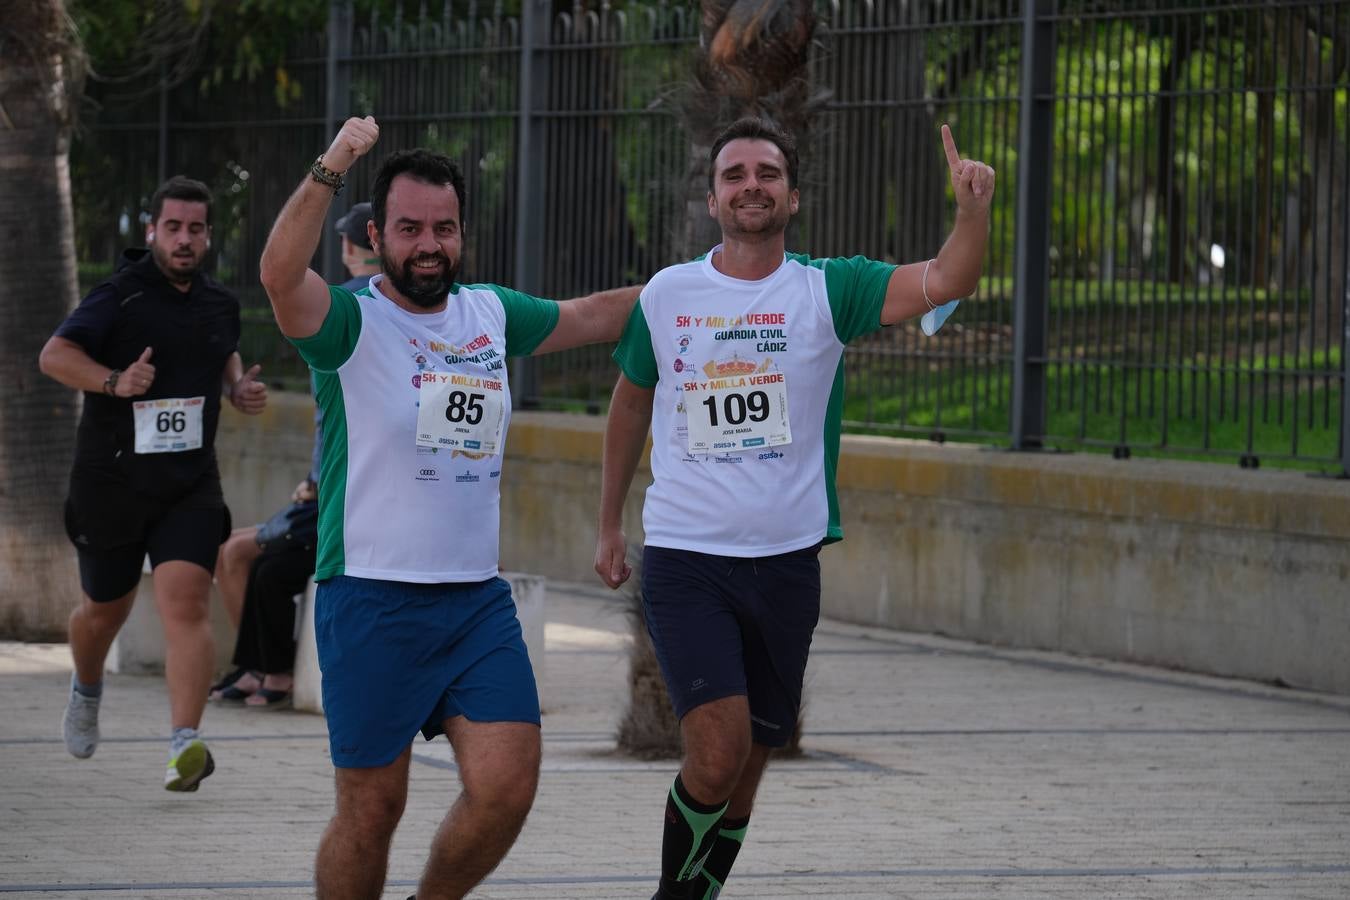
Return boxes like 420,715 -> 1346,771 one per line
39,176 -> 268,791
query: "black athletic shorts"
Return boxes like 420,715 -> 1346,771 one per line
640,542 -> 822,748
63,466 -> 231,603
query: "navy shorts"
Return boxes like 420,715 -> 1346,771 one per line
315,575 -> 540,769
641,543 -> 822,748
64,467 -> 230,603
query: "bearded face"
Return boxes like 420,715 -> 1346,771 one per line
374,174 -> 465,311
380,244 -> 462,309
147,199 -> 211,285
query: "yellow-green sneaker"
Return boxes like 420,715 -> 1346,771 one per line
164,739 -> 215,792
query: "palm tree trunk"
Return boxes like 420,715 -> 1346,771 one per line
0,1 -> 84,639
676,0 -> 821,259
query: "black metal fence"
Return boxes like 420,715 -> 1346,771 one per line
71,0 -> 1350,473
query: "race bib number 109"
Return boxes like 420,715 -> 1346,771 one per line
132,396 -> 205,454
416,373 -> 506,454
684,373 -> 792,454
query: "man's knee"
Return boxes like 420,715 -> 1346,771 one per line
338,786 -> 406,837
683,741 -> 750,797
73,591 -> 135,628
454,724 -> 540,821
488,761 -> 539,823
334,756 -> 411,837
680,700 -> 754,798
153,562 -> 214,624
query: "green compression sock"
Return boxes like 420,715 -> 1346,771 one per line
659,774 -> 727,894
691,815 -> 749,899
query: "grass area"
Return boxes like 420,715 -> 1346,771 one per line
842,359 -> 1344,472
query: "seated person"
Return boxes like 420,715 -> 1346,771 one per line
212,486 -> 318,707
213,392 -> 323,703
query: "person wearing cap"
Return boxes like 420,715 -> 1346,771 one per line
334,201 -> 380,292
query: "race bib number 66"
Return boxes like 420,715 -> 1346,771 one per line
416,373 -> 506,454
684,373 -> 792,454
132,396 -> 205,454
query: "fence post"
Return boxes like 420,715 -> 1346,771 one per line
1011,0 -> 1055,450
1342,273 -> 1349,477
322,0 -> 354,283
157,62 -> 168,185
511,0 -> 548,409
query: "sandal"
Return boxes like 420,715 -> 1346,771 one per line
244,687 -> 292,709
208,667 -> 247,695
210,670 -> 261,703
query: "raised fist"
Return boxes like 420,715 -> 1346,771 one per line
321,116 -> 380,174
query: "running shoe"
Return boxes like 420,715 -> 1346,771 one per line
61,681 -> 100,759
164,738 -> 215,792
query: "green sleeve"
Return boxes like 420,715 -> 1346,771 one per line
612,301 -> 658,387
815,255 -> 896,344
482,284 -> 561,357
288,286 -> 363,372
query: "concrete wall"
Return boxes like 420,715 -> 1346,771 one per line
219,394 -> 1350,695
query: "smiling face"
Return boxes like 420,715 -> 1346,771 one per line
373,173 -> 464,311
146,199 -> 211,287
707,138 -> 800,242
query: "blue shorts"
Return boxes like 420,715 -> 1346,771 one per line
315,575 -> 540,768
641,543 -> 821,748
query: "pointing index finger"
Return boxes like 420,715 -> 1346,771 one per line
941,124 -> 961,172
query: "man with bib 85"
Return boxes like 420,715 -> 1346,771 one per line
594,118 -> 995,899
259,116 -> 641,900
39,175 -> 269,793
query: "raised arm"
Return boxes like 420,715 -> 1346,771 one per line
260,116 -> 380,338
532,285 -> 643,355
594,373 -> 655,589
881,124 -> 996,326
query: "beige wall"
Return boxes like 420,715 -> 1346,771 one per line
219,395 -> 1350,695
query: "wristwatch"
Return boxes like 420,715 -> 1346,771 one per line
103,369 -> 122,396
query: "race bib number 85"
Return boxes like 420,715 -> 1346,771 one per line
416,373 -> 506,453
132,396 -> 205,454
684,373 -> 791,454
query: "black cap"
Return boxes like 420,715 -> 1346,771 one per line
334,202 -> 373,250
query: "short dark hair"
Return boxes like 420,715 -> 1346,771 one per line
371,149 -> 468,233
149,176 -> 213,224
708,118 -> 799,192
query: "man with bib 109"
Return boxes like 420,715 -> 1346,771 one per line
594,117 -> 995,900
40,175 -> 269,793
258,116 -> 641,900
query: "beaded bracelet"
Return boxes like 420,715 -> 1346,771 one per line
309,155 -> 345,194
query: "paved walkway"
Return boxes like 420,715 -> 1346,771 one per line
1,581 -> 1348,899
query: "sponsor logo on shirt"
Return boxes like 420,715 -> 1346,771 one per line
454,470 -> 480,483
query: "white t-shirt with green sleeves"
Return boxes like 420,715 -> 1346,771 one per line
613,248 -> 894,557
290,276 -> 558,583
